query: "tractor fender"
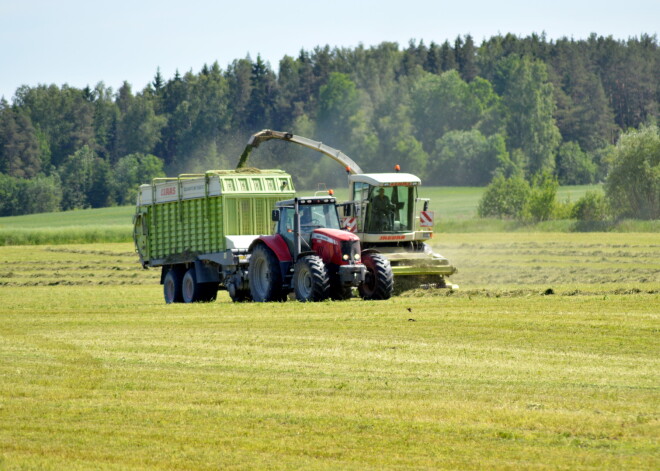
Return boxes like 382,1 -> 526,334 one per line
361,247 -> 382,256
249,235 -> 292,262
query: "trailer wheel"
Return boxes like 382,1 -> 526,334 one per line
182,268 -> 198,303
249,244 -> 287,302
163,267 -> 184,304
358,253 -> 394,300
182,268 -> 217,303
293,255 -> 330,302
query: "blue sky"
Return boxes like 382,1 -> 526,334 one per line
1,0 -> 658,100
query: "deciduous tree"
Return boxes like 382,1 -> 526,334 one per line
605,125 -> 660,219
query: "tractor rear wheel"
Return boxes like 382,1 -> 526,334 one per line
293,255 -> 330,302
163,267 -> 184,304
249,244 -> 287,302
358,253 -> 394,300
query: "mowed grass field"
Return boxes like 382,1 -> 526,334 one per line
0,233 -> 658,470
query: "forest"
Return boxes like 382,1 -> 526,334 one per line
0,33 -> 658,217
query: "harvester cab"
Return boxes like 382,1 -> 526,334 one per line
342,172 -> 425,237
339,172 -> 456,290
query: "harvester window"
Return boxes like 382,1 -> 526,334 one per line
392,186 -> 416,231
353,182 -> 370,202
365,185 -> 415,233
368,187 -> 394,231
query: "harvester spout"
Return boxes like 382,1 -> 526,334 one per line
237,129 -> 364,174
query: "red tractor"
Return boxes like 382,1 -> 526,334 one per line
248,195 -> 394,302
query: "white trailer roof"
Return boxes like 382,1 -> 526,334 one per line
348,173 -> 421,186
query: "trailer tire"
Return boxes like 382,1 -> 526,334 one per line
182,268 -> 198,303
182,268 -> 217,303
163,267 -> 184,304
293,255 -> 330,302
358,253 -> 394,300
249,244 -> 287,302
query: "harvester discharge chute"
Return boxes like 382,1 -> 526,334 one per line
238,129 -> 458,291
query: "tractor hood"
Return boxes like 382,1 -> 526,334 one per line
312,228 -> 360,244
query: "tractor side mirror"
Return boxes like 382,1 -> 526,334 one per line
423,201 -> 429,212
271,209 -> 280,222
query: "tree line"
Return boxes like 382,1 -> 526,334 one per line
478,123 -> 660,225
0,33 -> 658,216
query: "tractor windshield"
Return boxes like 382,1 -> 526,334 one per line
278,203 -> 340,234
299,203 -> 341,231
365,185 -> 415,233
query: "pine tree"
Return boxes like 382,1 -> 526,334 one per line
425,42 -> 441,74
152,68 -> 165,93
439,40 -> 456,71
246,55 -> 277,129
456,35 -> 479,82
0,108 -> 41,178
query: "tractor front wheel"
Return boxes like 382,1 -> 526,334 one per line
358,253 -> 394,300
293,255 -> 330,302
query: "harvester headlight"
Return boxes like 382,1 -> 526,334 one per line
342,254 -> 350,261
354,253 -> 361,261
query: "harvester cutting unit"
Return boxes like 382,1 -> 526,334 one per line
237,130 -> 457,290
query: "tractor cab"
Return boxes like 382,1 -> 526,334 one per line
273,196 -> 342,257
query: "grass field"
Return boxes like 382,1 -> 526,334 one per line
1,234 -> 658,470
